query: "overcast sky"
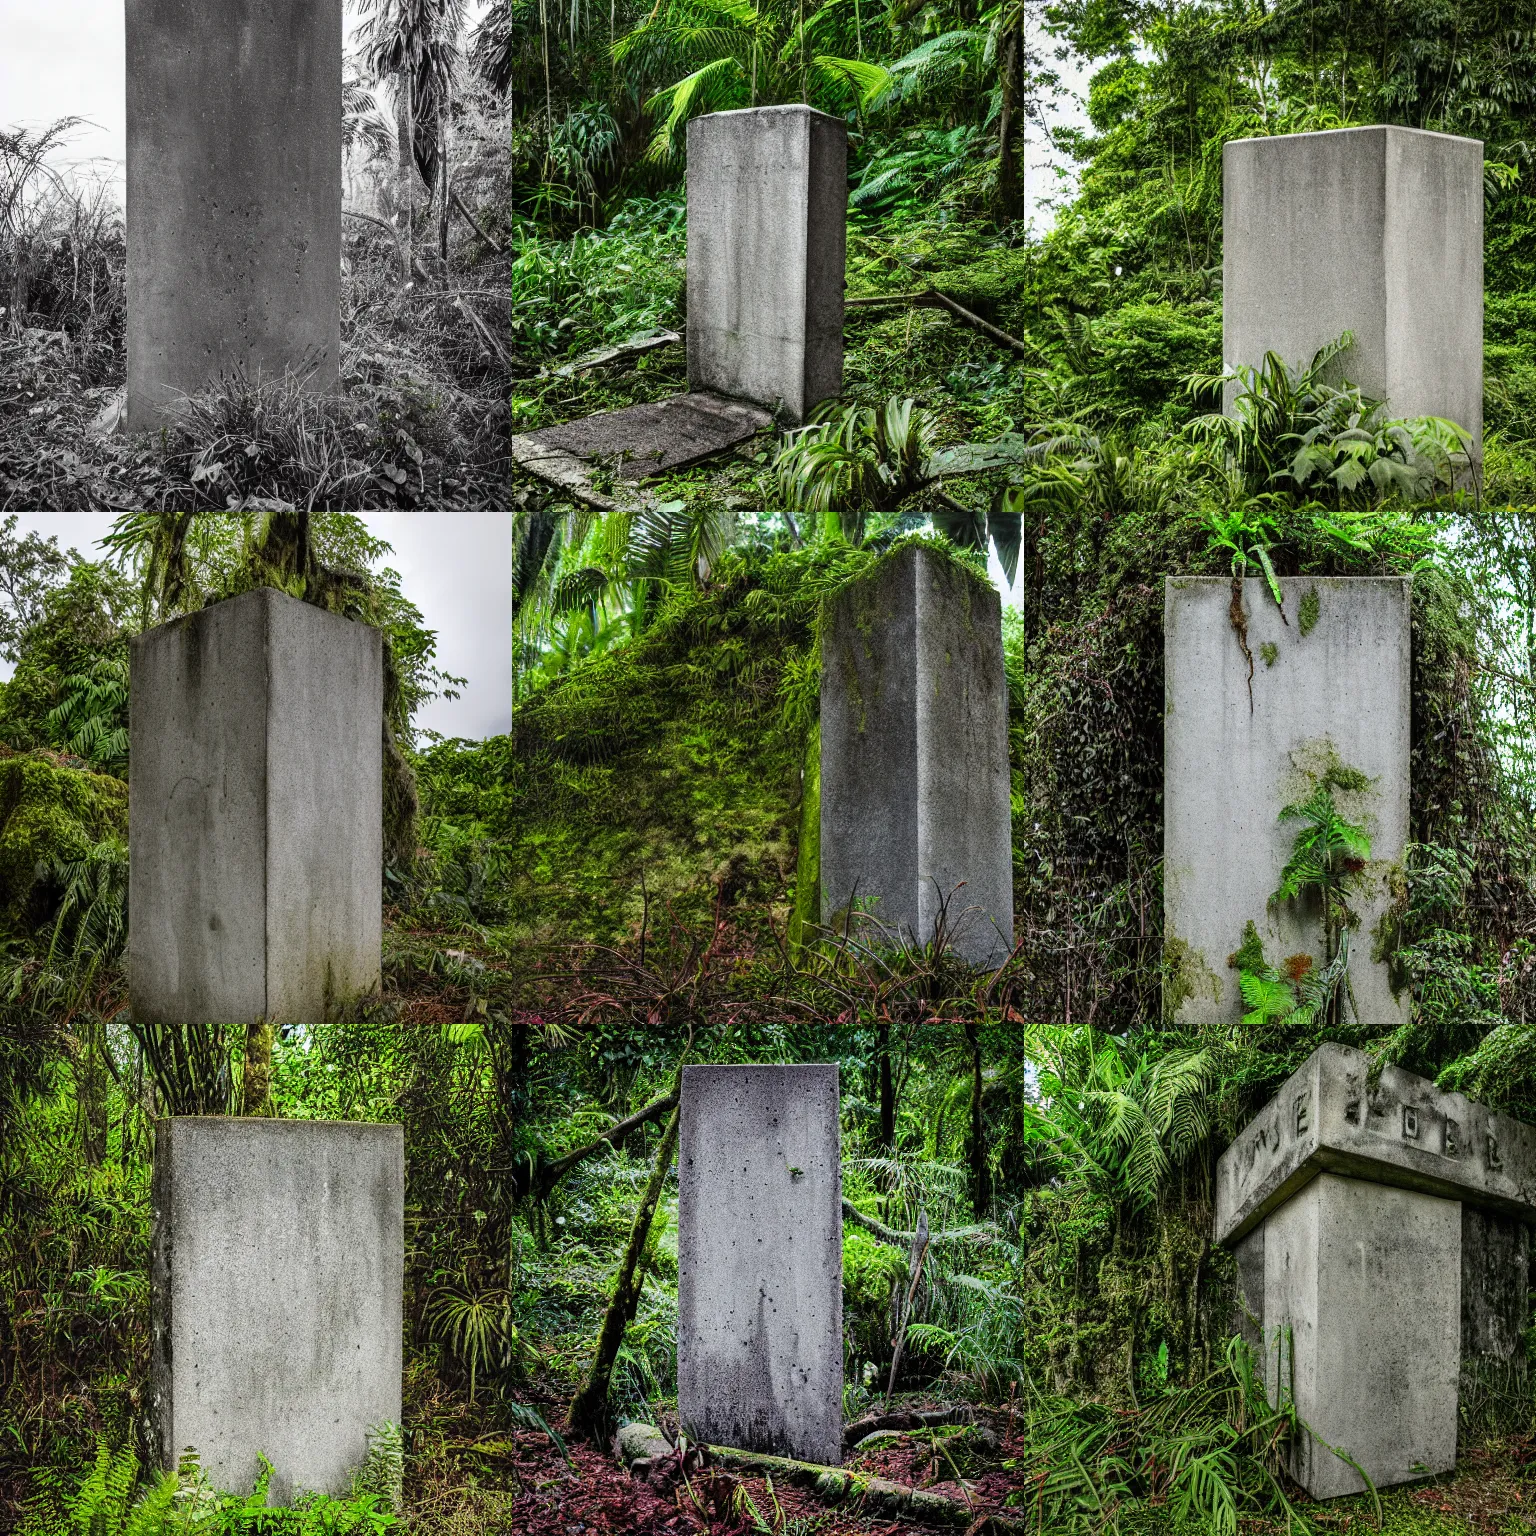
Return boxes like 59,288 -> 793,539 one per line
0,0 -> 494,206
0,0 -> 1089,227
0,513 -> 512,741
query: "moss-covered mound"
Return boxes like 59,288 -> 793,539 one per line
415,539 -> 995,943
0,751 -> 128,931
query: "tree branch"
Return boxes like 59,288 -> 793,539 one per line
841,1199 -> 999,1249
845,289 -> 1043,360
531,1090 -> 679,1201
451,188 -> 505,255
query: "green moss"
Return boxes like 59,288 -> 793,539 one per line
1259,640 -> 1279,668
1298,585 -> 1320,636
1162,934 -> 1221,1021
787,721 -> 821,956
0,751 -> 128,930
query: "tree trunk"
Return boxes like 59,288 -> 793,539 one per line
396,77 -> 415,282
438,105 -> 451,265
995,19 -> 1022,225
568,1100 -> 681,1437
966,1023 -> 988,1216
241,1019 -> 274,1116
877,1022 -> 896,1151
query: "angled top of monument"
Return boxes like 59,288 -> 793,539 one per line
1214,1042 -> 1536,1246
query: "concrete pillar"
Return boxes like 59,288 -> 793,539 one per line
1163,576 -> 1410,1029
150,1117 -> 403,1501
1217,1044 -> 1536,1498
129,588 -> 382,1027
678,1064 -> 844,1466
125,0 -> 343,431
819,545 -> 1013,968
1223,126 -> 1483,459
686,106 -> 846,423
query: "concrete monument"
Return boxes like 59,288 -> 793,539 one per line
678,1064 -> 844,1465
150,1117 -> 404,1501
1217,1043 -> 1536,1498
1223,126 -> 1483,460
1164,576 -> 1410,1029
820,545 -> 1013,967
129,587 -> 383,1028
125,0 -> 343,430
686,105 -> 847,423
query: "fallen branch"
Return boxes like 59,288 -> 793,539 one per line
841,1198 -> 999,1250
702,1443 -> 1023,1532
842,1406 -> 974,1454
450,188 -> 505,254
539,329 -> 682,381
845,289 -> 1042,360
529,1090 -> 678,1201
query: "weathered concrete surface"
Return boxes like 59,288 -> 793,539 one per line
1462,1207 -> 1530,1363
149,1117 -> 403,1501
129,588 -> 383,1027
677,1064 -> 843,1466
1215,1043 -> 1536,1245
1220,1044 -> 1536,1491
125,0 -> 342,430
1224,126 -> 1483,459
512,392 -> 772,485
1262,1173 -> 1460,1499
820,546 -> 1013,967
1164,576 -> 1410,1029
687,106 -> 846,422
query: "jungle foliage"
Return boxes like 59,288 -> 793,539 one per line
4,0 -> 1536,1523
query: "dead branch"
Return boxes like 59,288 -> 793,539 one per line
845,289 -> 1042,360
842,1406 -> 976,1453
700,1443 -> 1023,1532
530,1089 -> 678,1201
450,188 -> 505,255
840,1198 -> 999,1249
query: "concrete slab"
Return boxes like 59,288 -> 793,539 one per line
1215,1043 -> 1536,1245
687,106 -> 846,422
149,1117 -> 403,1501
126,0 -> 342,430
819,545 -> 1013,967
677,1064 -> 843,1466
1164,576 -> 1410,1030
1224,126 -> 1483,459
129,587 -> 383,1027
511,392 -> 771,500
1262,1173 -> 1460,1499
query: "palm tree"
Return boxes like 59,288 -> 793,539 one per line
356,0 -> 471,272
613,0 -> 886,160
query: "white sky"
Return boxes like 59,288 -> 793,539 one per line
1,0 -> 1088,223
0,0 -> 494,206
0,513 -> 513,741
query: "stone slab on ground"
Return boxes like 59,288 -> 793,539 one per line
819,545 -> 1012,968
1224,125 -> 1483,459
125,0 -> 342,430
129,587 -> 382,1027
1262,1172 -> 1461,1499
510,392 -> 772,504
686,106 -> 846,422
1215,1043 -> 1536,1245
677,1064 -> 843,1466
149,1117 -> 403,1502
1164,576 -> 1410,1030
